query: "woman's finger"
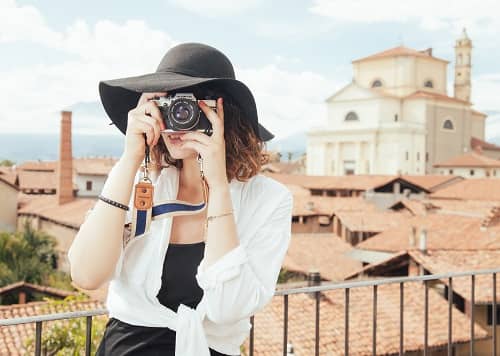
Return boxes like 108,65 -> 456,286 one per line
180,140 -> 208,156
138,115 -> 160,146
143,101 -> 166,131
134,121 -> 154,145
138,92 -> 168,106
180,131 -> 211,146
198,100 -> 223,141
216,97 -> 224,122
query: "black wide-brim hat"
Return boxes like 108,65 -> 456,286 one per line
98,42 -> 274,141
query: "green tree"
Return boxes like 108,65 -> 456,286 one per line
23,294 -> 108,356
0,219 -> 74,304
0,159 -> 15,167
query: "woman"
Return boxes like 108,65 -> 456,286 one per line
68,43 -> 293,356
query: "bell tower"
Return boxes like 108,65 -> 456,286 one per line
454,28 -> 472,102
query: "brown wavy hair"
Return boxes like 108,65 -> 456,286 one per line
149,86 -> 270,182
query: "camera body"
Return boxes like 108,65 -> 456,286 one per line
152,93 -> 215,135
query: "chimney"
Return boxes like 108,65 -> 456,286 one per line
419,228 -> 428,254
57,111 -> 74,205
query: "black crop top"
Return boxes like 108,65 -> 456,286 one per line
95,241 -> 239,356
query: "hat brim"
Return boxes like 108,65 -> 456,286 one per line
98,71 -> 274,142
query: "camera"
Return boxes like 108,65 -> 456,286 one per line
151,93 -> 216,135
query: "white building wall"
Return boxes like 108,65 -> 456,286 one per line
75,174 -> 107,197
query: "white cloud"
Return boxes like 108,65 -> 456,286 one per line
0,0 -> 335,141
239,64 -> 339,139
0,0 -> 62,46
167,0 -> 261,17
309,0 -> 500,34
0,2 -> 178,134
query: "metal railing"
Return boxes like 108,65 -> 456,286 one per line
1,268 -> 500,356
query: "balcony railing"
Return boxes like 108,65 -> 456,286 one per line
2,268 -> 500,356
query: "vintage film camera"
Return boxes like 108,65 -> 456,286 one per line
152,93 -> 216,135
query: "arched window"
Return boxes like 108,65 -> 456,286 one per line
458,54 -> 463,65
371,79 -> 383,88
424,80 -> 434,88
443,119 -> 454,130
345,111 -> 359,121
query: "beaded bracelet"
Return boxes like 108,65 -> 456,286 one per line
98,194 -> 130,211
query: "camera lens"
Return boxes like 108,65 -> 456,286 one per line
175,104 -> 191,121
168,99 -> 200,130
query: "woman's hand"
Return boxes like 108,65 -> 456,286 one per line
123,92 -> 167,165
179,97 -> 228,189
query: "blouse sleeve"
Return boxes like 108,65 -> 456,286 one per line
195,185 -> 293,325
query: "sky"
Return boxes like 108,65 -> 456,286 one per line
1,0 -> 500,140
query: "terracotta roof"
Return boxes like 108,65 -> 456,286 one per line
16,157 -> 119,181
400,174 -> 463,192
0,282 -> 77,299
471,109 -> 488,117
404,90 -> 469,104
411,198 -> 496,217
264,172 -> 395,191
17,195 -> 96,229
0,298 -> 105,355
433,151 -> 500,168
357,209 -> 500,252
16,161 -> 55,171
352,45 -> 449,64
283,234 -> 363,281
430,178 -> 500,201
293,195 -> 378,217
285,184 -> 311,197
388,199 -> 441,216
243,282 -> 487,355
471,136 -> 500,152
0,166 -> 18,186
335,210 -> 409,232
73,157 -> 119,175
261,161 -> 302,174
410,250 -> 500,304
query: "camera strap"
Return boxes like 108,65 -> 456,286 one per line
131,139 -> 208,239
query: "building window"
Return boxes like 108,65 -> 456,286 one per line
417,152 -> 420,161
86,181 -> 92,191
443,119 -> 454,130
405,151 -> 409,160
487,304 -> 500,325
371,79 -> 383,88
394,114 -> 398,122
449,169 -> 453,174
343,160 -> 355,175
345,111 -> 359,121
424,80 -> 434,88
426,152 -> 429,162
470,169 -> 475,176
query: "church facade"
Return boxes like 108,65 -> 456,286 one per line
307,29 -> 488,176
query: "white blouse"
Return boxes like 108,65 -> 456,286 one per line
69,164 -> 293,356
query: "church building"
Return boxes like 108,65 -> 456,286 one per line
307,29 -> 490,176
